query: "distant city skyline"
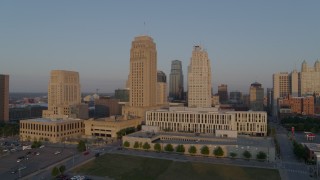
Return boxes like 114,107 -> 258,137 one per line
1,1 -> 319,93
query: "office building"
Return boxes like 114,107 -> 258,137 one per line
300,60 -> 320,96
84,116 -> 142,138
20,118 -> 84,143
272,71 -> 299,116
157,71 -> 167,105
188,46 -> 212,108
146,107 -> 267,136
279,95 -> 314,116
229,91 -> 242,104
169,60 -> 184,100
249,82 -> 264,111
42,70 -> 81,118
123,35 -> 160,117
115,88 -> 129,102
95,98 -> 121,117
0,74 -> 9,122
218,84 -> 228,104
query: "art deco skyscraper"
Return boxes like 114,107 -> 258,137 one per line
169,60 -> 184,100
43,70 -> 81,118
0,74 -> 9,122
188,46 -> 212,107
128,36 -> 157,107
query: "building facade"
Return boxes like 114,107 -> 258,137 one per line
84,116 -> 142,138
300,60 -> 320,96
272,71 -> 299,116
0,74 -> 9,122
188,46 -> 212,108
43,70 -> 81,118
20,118 -> 84,143
146,107 -> 267,136
249,82 -> 264,111
115,88 -> 129,102
169,60 -> 184,100
229,91 -> 242,104
218,84 -> 228,104
278,95 -> 314,116
157,71 -> 167,105
123,35 -> 159,117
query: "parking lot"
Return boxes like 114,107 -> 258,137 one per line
0,142 -> 77,180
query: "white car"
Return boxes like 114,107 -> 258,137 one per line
36,152 -> 40,155
54,151 -> 61,155
39,145 -> 45,148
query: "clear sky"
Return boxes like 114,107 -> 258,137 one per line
1,1 -> 319,94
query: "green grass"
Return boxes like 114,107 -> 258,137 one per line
73,153 -> 281,180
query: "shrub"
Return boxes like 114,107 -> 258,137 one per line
188,146 -> 197,154
123,141 -> 130,147
176,144 -> 185,153
256,151 -> 267,160
154,143 -> 161,152
243,150 -> 252,159
142,142 -> 151,150
230,152 -> 237,158
133,141 -> 139,148
201,146 -> 209,155
165,144 -> 174,152
213,146 -> 224,157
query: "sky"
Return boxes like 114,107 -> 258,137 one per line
0,1 -> 319,94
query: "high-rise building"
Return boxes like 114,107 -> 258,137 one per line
128,36 -> 157,107
157,71 -> 167,105
300,60 -> 320,96
229,91 -> 242,104
272,71 -> 299,116
267,88 -> 273,115
249,82 -> 264,111
0,74 -> 9,122
123,35 -> 159,117
187,46 -> 212,108
218,84 -> 228,103
43,70 -> 81,118
169,60 -> 184,100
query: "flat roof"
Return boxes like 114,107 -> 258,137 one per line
126,131 -> 272,147
21,118 -> 82,123
303,143 -> 320,152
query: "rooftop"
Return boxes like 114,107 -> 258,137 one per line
21,118 -> 82,123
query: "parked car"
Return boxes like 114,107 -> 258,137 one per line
83,151 -> 89,155
54,151 -> 61,155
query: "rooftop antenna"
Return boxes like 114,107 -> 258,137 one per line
96,88 -> 99,95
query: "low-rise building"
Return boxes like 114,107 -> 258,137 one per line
20,118 -> 84,143
146,107 -> 267,136
84,116 -> 142,138
123,131 -> 275,162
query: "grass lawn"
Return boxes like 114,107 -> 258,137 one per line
73,153 -> 281,180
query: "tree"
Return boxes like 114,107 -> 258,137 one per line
230,152 -> 237,158
142,142 -> 151,150
243,150 -> 251,159
213,146 -> 224,157
59,165 -> 66,175
77,140 -> 86,152
256,151 -> 267,161
51,166 -> 59,177
164,144 -> 174,152
176,144 -> 185,153
188,146 -> 197,155
201,146 -> 209,155
154,143 -> 161,152
133,141 -> 139,148
123,141 -> 130,147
